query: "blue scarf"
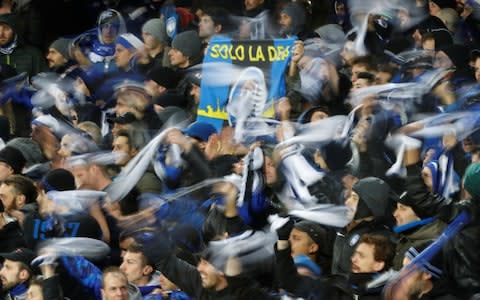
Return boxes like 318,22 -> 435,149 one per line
393,217 -> 435,234
139,284 -> 161,296
10,283 -> 27,298
0,34 -> 18,55
91,39 -> 115,58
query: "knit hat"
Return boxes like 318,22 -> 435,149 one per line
41,168 -> 76,192
281,2 -> 306,35
171,30 -> 202,58
464,163 -> 480,200
0,146 -> 26,174
182,122 -> 217,142
116,33 -> 144,51
315,24 -> 346,44
147,66 -> 179,89
187,70 -> 202,86
0,14 -> 17,32
294,221 -> 327,247
49,38 -> 71,60
6,138 -> 45,168
396,188 -> 447,219
142,18 -> 167,44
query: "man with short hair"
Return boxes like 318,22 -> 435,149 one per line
0,247 -> 35,300
198,7 -> 231,43
349,234 -> 395,298
101,266 -> 141,300
120,243 -> 163,298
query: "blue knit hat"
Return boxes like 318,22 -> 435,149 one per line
116,33 -> 144,51
183,122 -> 217,142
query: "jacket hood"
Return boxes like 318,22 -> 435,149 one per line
352,177 -> 395,218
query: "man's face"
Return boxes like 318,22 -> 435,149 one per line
245,0 -> 264,11
144,79 -> 165,97
114,44 -> 133,70
289,228 -> 317,258
279,12 -> 292,33
46,48 -> 68,69
351,242 -> 382,273
421,167 -> 433,192
113,136 -> 135,166
119,251 -> 149,285
196,259 -> 223,289
70,165 -> 94,190
26,283 -> 42,300
101,23 -> 119,45
474,57 -> 480,82
198,15 -> 217,40
340,41 -> 355,66
101,272 -> 129,300
190,83 -> 201,104
393,203 -> 420,226
0,23 -> 14,47
0,183 -> 18,211
351,64 -> 368,83
0,260 -> 28,291
263,156 -> 277,186
0,161 -> 13,182
142,31 -> 161,51
168,48 -> 189,68
58,134 -> 75,159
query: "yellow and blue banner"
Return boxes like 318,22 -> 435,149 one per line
197,37 -> 296,131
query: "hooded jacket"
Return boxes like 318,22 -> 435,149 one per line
0,14 -> 46,76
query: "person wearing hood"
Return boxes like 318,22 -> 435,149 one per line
0,13 -> 46,76
331,177 -> 396,276
391,190 -> 447,270
278,2 -> 317,40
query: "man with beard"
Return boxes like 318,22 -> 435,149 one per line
0,248 -> 35,300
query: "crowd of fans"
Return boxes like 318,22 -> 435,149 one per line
0,0 -> 479,299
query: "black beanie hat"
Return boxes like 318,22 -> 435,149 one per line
42,168 -> 76,192
0,146 -> 25,174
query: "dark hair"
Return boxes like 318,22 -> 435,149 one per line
358,234 -> 395,271
102,266 -> 127,288
3,175 -> 38,204
351,55 -> 378,73
202,207 -> 227,243
203,7 -> 232,29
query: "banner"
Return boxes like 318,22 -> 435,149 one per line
197,37 -> 296,131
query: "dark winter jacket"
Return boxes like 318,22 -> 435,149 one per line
274,245 -> 354,300
156,254 -> 278,300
